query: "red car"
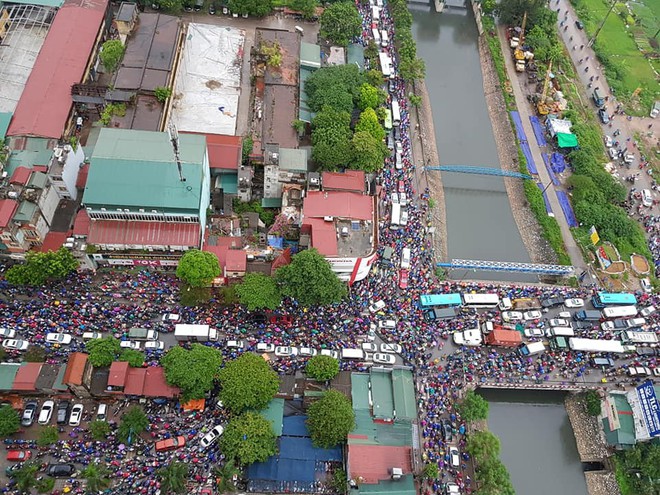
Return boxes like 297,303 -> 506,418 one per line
398,180 -> 405,193
398,270 -> 409,289
155,435 -> 186,452
7,450 -> 31,461
269,315 -> 293,326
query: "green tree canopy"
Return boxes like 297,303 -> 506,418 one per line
310,85 -> 354,115
11,462 -> 39,493
616,442 -> 660,495
119,348 -> 145,367
86,336 -> 121,367
214,459 -> 241,493
398,56 -> 426,82
305,65 -> 364,109
220,412 -> 277,465
496,0 -> 548,29
158,461 -> 189,494
228,0 -> 273,16
466,430 -> 500,464
99,40 -> 125,72
307,390 -> 355,448
584,390 -> 601,416
290,0 -> 317,19
276,249 -> 347,306
351,131 -> 387,173
476,459 -> 515,495
319,1 -> 362,46
81,463 -> 112,493
118,406 -> 149,443
0,405 -> 20,437
162,344 -> 223,402
37,425 -> 59,446
458,390 -> 490,423
218,352 -> 279,414
311,107 -> 354,170
5,247 -> 78,286
305,355 -> 340,381
235,273 -> 282,311
355,107 -> 386,142
176,249 -> 221,288
422,463 -> 439,479
89,420 -> 111,441
357,83 -> 383,110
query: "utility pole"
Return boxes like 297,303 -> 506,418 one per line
588,0 -> 617,47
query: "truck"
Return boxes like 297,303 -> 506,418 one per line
484,329 -> 523,347
568,338 -> 625,353
518,341 -> 546,357
128,328 -> 158,341
482,321 -> 517,334
573,310 -> 601,321
425,307 -> 458,321
620,331 -> 659,345
512,298 -> 541,310
174,324 -> 218,342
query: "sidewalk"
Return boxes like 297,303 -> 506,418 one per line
496,26 -> 587,274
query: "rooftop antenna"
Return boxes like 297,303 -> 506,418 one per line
167,123 -> 186,182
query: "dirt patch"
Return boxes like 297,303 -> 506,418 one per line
205,80 -> 223,90
603,261 -> 626,274
630,254 -> 650,275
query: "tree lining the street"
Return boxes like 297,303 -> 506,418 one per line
176,249 -> 221,288
218,352 -> 280,414
162,344 -> 223,402
5,247 -> 78,286
307,389 -> 355,448
220,412 -> 277,466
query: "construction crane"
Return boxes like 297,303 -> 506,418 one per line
513,12 -> 528,72
537,61 -> 553,116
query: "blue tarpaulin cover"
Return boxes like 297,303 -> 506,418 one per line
542,153 -> 560,186
550,152 -> 567,173
556,190 -> 578,227
529,116 -> 547,147
511,112 -> 538,174
536,183 -> 553,214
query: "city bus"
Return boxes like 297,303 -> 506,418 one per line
391,99 -> 401,127
419,293 -> 462,308
462,293 -> 500,308
568,338 -> 625,353
601,306 -> 638,319
378,52 -> 391,78
390,203 -> 401,230
591,292 -> 637,309
384,109 -> 392,131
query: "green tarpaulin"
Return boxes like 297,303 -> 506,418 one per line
557,132 -> 578,148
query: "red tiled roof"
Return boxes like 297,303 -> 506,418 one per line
32,165 -> 48,173
63,352 -> 88,386
303,218 -> 337,256
183,132 -> 241,170
348,445 -> 412,484
322,171 -> 365,193
73,210 -> 91,236
10,167 -> 31,185
76,163 -> 90,189
203,244 -> 229,267
87,221 -> 200,247
303,191 -> 373,221
0,200 -> 18,228
108,361 -> 130,387
7,0 -> 109,139
226,249 -> 247,271
13,363 -> 43,391
36,232 -> 68,253
123,366 -> 179,398
124,368 -> 147,395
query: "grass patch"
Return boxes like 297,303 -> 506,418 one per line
483,17 -> 515,110
612,456 -> 633,495
571,0 -> 659,114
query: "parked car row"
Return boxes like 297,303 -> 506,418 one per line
21,400 -> 106,427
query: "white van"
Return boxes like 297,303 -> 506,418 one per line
371,6 -> 380,21
82,332 -> 102,340
545,327 -> 575,338
640,306 -> 656,317
518,342 -> 546,356
381,30 -> 389,47
400,247 -> 411,269
642,189 -> 653,207
372,28 -> 381,45
341,348 -> 365,360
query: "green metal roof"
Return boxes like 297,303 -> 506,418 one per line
53,365 -> 68,391
13,201 -> 37,222
603,394 -> 636,448
218,173 -> 237,194
27,172 -> 48,190
371,370 -> 394,420
391,369 -> 416,422
259,398 -> 285,437
299,68 -> 315,123
0,363 -> 21,390
300,42 -> 321,69
279,148 -> 308,172
84,128 -> 207,213
354,474 -> 415,495
347,44 -> 365,70
5,137 -> 53,175
4,0 -> 64,7
0,112 -> 12,140
351,373 -> 370,411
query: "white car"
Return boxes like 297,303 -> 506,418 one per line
82,332 -> 103,340
200,425 -> 224,449
2,339 -> 29,351
399,192 -> 407,207
275,346 -> 298,357
368,300 -> 386,313
144,341 -> 165,350
395,140 -> 403,154
523,311 -> 543,321
320,349 -> 339,359
564,298 -> 584,308
256,343 -> 275,353
372,353 -> 395,365
641,277 -> 652,293
69,404 -> 84,426
379,343 -> 402,354
449,446 -> 460,467
453,329 -> 482,346
378,320 -> 397,330
120,340 -> 141,350
362,342 -> 378,353
299,347 -> 317,357
46,333 -> 72,345
446,482 -> 460,495
549,319 -> 570,327
604,135 -> 613,148
161,313 -> 180,322
0,328 -> 16,339
608,147 -> 618,160
502,311 -> 523,322
557,311 -> 572,319
226,340 -> 244,349
524,327 -> 544,338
